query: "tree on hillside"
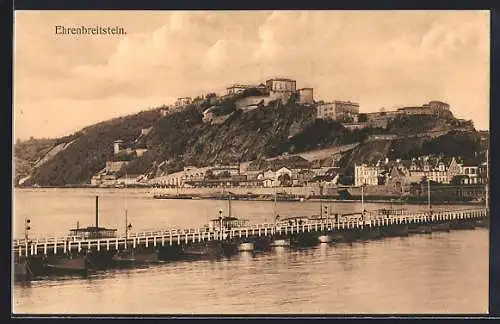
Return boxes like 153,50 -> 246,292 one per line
358,113 -> 368,122
422,132 -> 480,157
342,116 -> 354,123
338,174 -> 354,185
195,142 -> 204,155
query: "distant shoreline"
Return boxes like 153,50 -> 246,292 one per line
152,195 -> 483,206
13,186 -> 484,206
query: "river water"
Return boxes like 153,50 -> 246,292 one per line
12,188 -> 489,314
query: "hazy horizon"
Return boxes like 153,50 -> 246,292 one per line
14,10 -> 490,141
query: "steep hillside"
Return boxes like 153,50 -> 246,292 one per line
136,101 -> 318,174
14,136 -> 73,184
341,139 -> 393,166
14,93 -> 483,186
386,114 -> 452,135
25,109 -> 161,186
339,130 -> 483,171
14,137 -> 58,162
137,100 -> 380,176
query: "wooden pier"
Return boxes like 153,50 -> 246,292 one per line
13,207 -> 488,259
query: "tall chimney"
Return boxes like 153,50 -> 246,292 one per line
95,195 -> 99,228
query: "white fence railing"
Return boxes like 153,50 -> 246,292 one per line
13,208 -> 487,255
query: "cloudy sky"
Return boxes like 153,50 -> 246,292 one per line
14,10 -> 490,140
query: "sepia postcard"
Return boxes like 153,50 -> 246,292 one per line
12,10 -> 491,316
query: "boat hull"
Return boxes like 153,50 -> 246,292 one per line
14,262 -> 31,280
44,256 -> 90,275
86,250 -> 117,270
180,241 -> 224,260
431,222 -> 451,232
290,232 -> 320,247
112,249 -> 160,267
359,227 -> 382,240
253,237 -> 273,251
329,230 -> 359,243
380,224 -> 409,238
450,220 -> 476,230
157,245 -> 184,260
408,223 -> 432,234
475,218 -> 489,228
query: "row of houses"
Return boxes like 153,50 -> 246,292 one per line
354,156 -> 487,187
148,165 -> 340,188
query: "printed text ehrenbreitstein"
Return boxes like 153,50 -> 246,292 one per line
55,25 -> 127,35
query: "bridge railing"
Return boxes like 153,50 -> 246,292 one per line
13,208 -> 487,249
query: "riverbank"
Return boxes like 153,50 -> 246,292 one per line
152,193 -> 484,205
14,185 -> 485,205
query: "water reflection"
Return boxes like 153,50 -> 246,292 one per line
12,189 -> 488,314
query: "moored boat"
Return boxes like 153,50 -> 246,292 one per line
44,254 -> 91,275
359,227 -> 382,240
330,229 -> 359,243
431,222 -> 451,232
289,231 -> 320,247
153,194 -> 193,200
275,192 -> 302,202
450,219 -> 476,230
221,239 -> 257,255
54,195 -> 119,272
408,223 -> 432,234
112,248 -> 160,267
180,241 -> 224,259
380,223 -> 409,237
475,218 -> 489,228
14,261 -> 32,280
68,196 -> 118,240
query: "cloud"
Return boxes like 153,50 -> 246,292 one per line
14,10 -> 490,140
14,95 -> 177,140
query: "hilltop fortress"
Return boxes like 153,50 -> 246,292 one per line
175,77 -> 454,127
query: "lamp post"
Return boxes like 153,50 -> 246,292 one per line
427,178 -> 431,212
486,148 -> 489,210
125,210 -> 132,250
218,209 -> 223,241
273,187 -> 277,218
24,217 -> 31,241
319,197 -> 323,219
361,183 -> 365,214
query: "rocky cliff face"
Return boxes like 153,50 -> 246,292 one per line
17,109 -> 161,186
